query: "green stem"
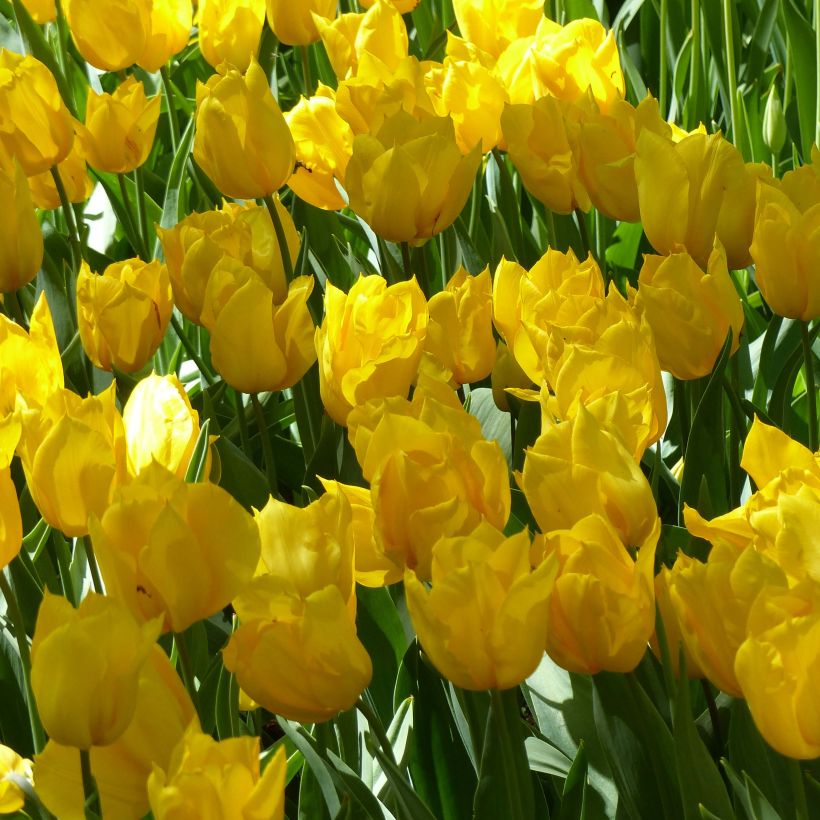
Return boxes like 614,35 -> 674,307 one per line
50,166 -> 83,269
51,531 -> 76,605
251,393 -> 279,497
300,45 -> 313,96
722,0 -> 741,147
802,321 -> 818,451
171,315 -> 215,385
134,166 -> 152,260
789,759 -> 809,820
116,173 -> 142,257
79,749 -> 100,819
689,0 -> 701,130
159,66 -> 180,153
816,0 -> 820,148
6,289 -> 28,329
700,680 -> 723,755
262,195 -> 294,283
659,0 -> 668,116
174,631 -> 198,709
233,390 -> 252,456
400,241 -> 413,281
0,571 -> 46,753
81,535 -> 104,594
574,207 -> 596,265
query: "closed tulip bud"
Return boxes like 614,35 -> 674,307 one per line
406,523 -> 557,690
63,0 -> 151,71
20,0 -> 55,23
781,145 -> 820,212
197,0 -> 266,73
452,0 -> 542,58
319,478 -> 402,588
194,60 -> 295,199
345,112 -> 482,243
77,78 -> 161,174
630,242 -> 743,380
123,373 -> 204,480
28,136 -> 93,210
0,468 -> 21,570
762,84 -> 787,156
90,476 -> 261,633
17,384 -> 127,537
0,745 -> 32,814
347,381 -> 510,580
750,182 -> 820,320
31,592 -> 161,749
265,0 -> 336,45
491,340 -> 533,411
138,0 -> 192,72
735,584 -> 820,759
426,266 -> 496,385
148,731 -> 285,819
316,274 -> 428,425
502,95 -> 591,214
77,260 -> 172,373
224,584 -> 372,722
0,52 -> 73,175
33,645 -> 197,819
666,542 -> 787,696
519,404 -> 659,549
535,514 -> 657,675
0,153 -> 43,293
286,86 -> 354,210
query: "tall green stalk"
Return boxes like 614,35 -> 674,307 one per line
722,0 -> 742,147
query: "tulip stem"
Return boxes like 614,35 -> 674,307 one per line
300,46 -> 313,97
722,0 -> 741,149
79,749 -> 101,819
116,173 -> 144,259
789,760 -> 810,820
233,390 -> 252,456
573,208 -> 597,267
0,570 -> 46,754
700,680 -> 723,755
262,195 -> 295,284
688,0 -> 701,130
251,393 -> 279,497
50,166 -> 83,269
400,241 -> 412,281
6,289 -> 28,330
81,535 -> 104,595
134,166 -> 152,261
801,321 -> 818,451
659,0 -> 668,116
174,631 -> 198,710
170,315 -> 215,386
160,66 -> 180,153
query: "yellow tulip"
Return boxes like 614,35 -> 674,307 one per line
138,0 -> 192,72
197,0 -> 266,73
735,583 -> 820,759
741,416 -> 820,488
27,136 -> 93,210
0,745 -> 32,814
451,0 -> 543,58
17,384 -> 128,537
750,182 -> 820,320
224,584 -> 373,722
148,731 -> 286,819
536,514 -> 657,675
518,404 -> 659,549
76,259 -> 173,373
406,523 -> 557,690
630,242 -> 744,380
63,0 -> 152,71
781,144 -> 820,212
359,0 -> 419,12
315,274 -> 428,425
77,78 -> 161,174
0,152 -> 43,293
265,0 -> 336,45
0,52 -> 73,175
19,0 -> 55,23
89,475 -> 261,633
345,112 -> 482,243
651,567 -> 704,679
194,60 -> 295,199
490,340 -> 533,411
31,592 -> 161,749
34,645 -> 197,820
286,86 -> 354,210
122,373 -> 204,480
0,468 -> 21,570
426,266 -> 496,385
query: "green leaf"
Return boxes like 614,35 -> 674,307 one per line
721,759 -> 782,820
525,736 -> 574,778
213,437 -> 270,511
782,0 -> 817,158
184,418 -> 211,483
559,742 -> 589,820
468,387 -> 512,466
153,115 -> 195,257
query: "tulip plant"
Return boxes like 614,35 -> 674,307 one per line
1,0 -> 820,818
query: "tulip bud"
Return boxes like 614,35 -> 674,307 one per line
0,745 -> 32,814
31,592 -> 161,749
0,468 -> 22,570
763,83 -> 787,156
265,0 -> 336,45
76,259 -> 172,373
0,153 -> 43,293
138,0 -> 192,73
63,0 -> 152,71
197,0 -> 266,73
194,60 -> 295,199
406,523 -> 557,690
0,52 -> 74,175
148,732 -> 286,819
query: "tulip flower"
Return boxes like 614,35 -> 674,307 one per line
138,0 -> 192,72
34,645 -> 197,818
27,138 -> 94,210
0,468 -> 21,570
194,60 -> 295,199
750,182 -> 820,321
406,523 -> 557,690
0,153 -> 43,293
781,145 -> 820,212
491,341 -> 533,411
148,732 -> 286,819
651,567 -> 704,679
77,78 -> 162,174
0,52 -> 74,175
536,514 -> 658,675
197,0 -> 266,73
265,0 -> 336,45
76,260 -> 173,373
89,476 -> 261,633
62,0 -> 152,72
359,0 -> 418,11
31,592 -> 161,749
315,274 -> 428,425
0,746 -> 33,814
451,0 -> 543,58
630,242 -> 744,380
20,0 -> 55,23
345,112 -> 481,243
